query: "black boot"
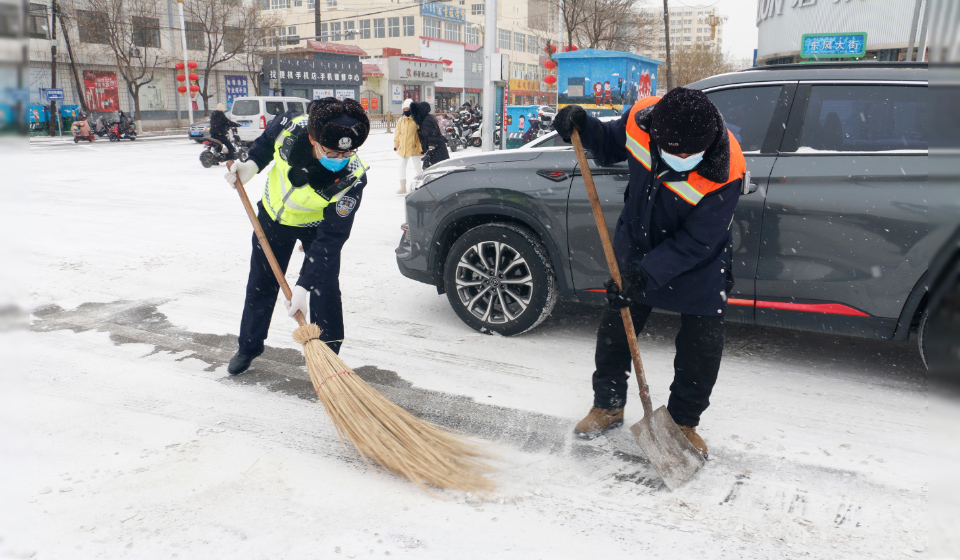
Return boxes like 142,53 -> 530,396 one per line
227,350 -> 262,375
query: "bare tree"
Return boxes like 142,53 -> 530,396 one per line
237,11 -> 280,96
183,0 -> 274,115
532,0 -> 656,53
72,0 -> 166,128
669,43 -> 737,87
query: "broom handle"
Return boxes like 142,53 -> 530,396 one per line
227,161 -> 307,327
571,130 -> 654,418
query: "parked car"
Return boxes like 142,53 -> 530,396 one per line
228,96 -> 309,143
396,62 -> 953,365
189,119 -> 214,143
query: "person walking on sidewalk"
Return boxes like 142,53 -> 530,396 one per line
553,88 -> 746,459
394,98 -> 422,194
223,97 -> 370,374
410,101 -> 449,170
210,102 -> 241,160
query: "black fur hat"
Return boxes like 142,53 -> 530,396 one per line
307,97 -> 370,151
649,87 -> 719,155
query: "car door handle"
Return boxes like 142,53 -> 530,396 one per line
742,171 -> 759,195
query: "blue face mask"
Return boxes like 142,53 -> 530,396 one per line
660,149 -> 705,172
319,154 -> 349,172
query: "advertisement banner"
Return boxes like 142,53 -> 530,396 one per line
420,1 -> 465,23
313,88 -> 334,99
391,83 -> 403,104
224,75 -> 249,109
335,89 -> 356,101
83,70 -> 120,112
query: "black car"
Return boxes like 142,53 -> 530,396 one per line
397,62 -> 955,365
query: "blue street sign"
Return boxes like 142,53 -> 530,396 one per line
801,33 -> 867,59
43,88 -> 65,100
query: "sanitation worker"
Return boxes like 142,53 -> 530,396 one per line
224,97 -> 370,375
554,88 -> 746,458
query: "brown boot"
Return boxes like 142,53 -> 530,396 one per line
678,425 -> 708,459
574,407 -> 624,439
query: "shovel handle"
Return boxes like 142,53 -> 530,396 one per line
227,161 -> 307,327
570,130 -> 654,418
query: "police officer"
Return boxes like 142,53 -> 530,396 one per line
554,88 -> 746,458
224,97 -> 370,374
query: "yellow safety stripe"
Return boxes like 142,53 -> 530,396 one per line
663,181 -> 704,205
625,135 -> 652,170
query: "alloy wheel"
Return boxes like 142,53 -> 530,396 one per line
454,241 -> 534,324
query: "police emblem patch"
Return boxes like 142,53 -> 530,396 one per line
336,196 -> 357,217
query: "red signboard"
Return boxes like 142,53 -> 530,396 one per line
371,98 -> 378,110
360,97 -> 369,110
83,70 -> 120,112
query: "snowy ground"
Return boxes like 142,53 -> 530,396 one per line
2,131 -> 932,559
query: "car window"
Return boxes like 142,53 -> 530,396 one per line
265,101 -> 285,116
286,102 -> 306,114
231,100 -> 259,116
706,86 -> 782,152
799,85 -> 928,152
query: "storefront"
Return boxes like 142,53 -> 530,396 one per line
264,51 -> 363,101
756,0 -> 920,64
381,49 -> 442,114
435,88 -> 461,112
509,79 -> 541,106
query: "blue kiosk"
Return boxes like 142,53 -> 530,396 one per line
552,49 -> 662,117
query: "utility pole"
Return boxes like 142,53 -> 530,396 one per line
314,0 -> 322,41
662,0 -> 673,92
56,2 -> 87,113
275,39 -> 282,95
176,0 -> 194,125
481,0 -> 496,152
48,0 -> 58,136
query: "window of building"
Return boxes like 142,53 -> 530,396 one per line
465,24 -> 479,45
471,3 -> 484,15
344,20 -> 355,39
306,0 -> 314,8
78,10 -> 108,43
0,3 -> 21,38
444,21 -> 461,42
374,18 -> 385,38
326,0 -> 336,7
270,0 -> 289,9
683,27 -> 690,33
294,0 -> 301,6
403,16 -> 414,36
185,21 -> 205,50
132,17 -> 160,48
403,84 -> 420,102
498,28 -> 510,50
512,62 -> 522,79
360,19 -> 370,39
798,85 -> 928,152
388,17 -> 399,37
320,22 -> 328,41
423,17 -> 440,39
527,34 -> 538,53
224,26 -> 242,52
28,3 -> 48,39
331,21 -> 341,40
514,32 -> 525,52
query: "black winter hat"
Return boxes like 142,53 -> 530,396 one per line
649,87 -> 719,155
307,97 -> 370,151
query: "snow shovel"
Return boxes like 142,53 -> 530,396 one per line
570,129 -> 706,491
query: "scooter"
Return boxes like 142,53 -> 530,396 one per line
93,116 -> 112,139
108,111 -> 137,141
200,127 -> 248,168
71,117 -> 95,143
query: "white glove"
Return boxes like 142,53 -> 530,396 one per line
285,285 -> 309,318
224,160 -> 259,189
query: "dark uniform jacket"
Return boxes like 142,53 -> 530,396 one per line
576,96 -> 746,316
247,110 -> 368,291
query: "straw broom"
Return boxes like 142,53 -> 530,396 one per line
229,164 -> 493,493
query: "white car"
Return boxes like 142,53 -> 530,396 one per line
229,96 -> 310,143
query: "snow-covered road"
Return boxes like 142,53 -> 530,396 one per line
2,131 -> 929,559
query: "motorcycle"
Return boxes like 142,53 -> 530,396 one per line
459,109 -> 482,148
71,116 -> 95,143
537,106 -> 557,138
200,127 -> 248,168
93,115 -> 112,139
108,111 -> 137,141
446,112 -> 468,152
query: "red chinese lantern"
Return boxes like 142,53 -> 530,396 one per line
543,60 -> 557,69
564,45 -> 579,52
543,74 -> 557,85
190,84 -> 200,93
175,62 -> 185,70
544,43 -> 557,54
175,74 -> 186,82
177,85 -> 188,95
188,73 -> 199,82
187,61 -> 198,69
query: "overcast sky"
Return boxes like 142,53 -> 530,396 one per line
667,0 -> 760,63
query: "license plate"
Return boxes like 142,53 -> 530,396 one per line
240,122 -> 250,127
190,131 -> 202,136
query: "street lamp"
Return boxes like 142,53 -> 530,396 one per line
705,13 -> 724,41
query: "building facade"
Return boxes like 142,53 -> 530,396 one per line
266,0 -> 557,111
755,0 -> 923,65
638,4 -> 725,62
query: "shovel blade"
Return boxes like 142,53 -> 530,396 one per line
630,405 -> 706,491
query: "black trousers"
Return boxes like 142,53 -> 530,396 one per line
593,304 -> 724,427
211,132 -> 235,157
237,202 -> 344,356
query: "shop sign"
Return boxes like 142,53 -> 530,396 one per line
420,2 -> 465,23
336,89 -> 356,101
801,32 -> 867,58
509,79 -> 540,92
398,59 -> 442,80
313,88 -> 334,99
268,57 -> 362,86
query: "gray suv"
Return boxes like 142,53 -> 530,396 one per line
396,62 -> 954,364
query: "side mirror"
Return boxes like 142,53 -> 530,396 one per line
742,170 -> 758,195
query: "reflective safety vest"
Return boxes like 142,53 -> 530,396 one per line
624,96 -> 746,206
262,114 -> 369,227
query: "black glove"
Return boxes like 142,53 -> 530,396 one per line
604,267 -> 648,310
553,105 -> 587,142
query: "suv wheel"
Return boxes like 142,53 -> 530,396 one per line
443,224 -> 558,336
